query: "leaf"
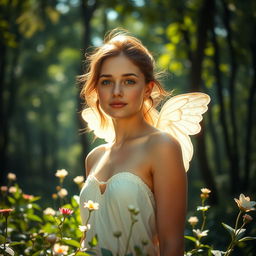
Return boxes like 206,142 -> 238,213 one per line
75,252 -> 92,256
30,196 -> 41,203
134,245 -> 143,256
235,228 -> 246,240
62,238 -> 80,248
0,235 -> 5,243
32,250 -> 44,256
88,234 -> 98,247
62,203 -> 72,209
199,244 -> 212,249
26,213 -> 43,222
238,236 -> 256,242
9,241 -> 24,246
31,203 -> 41,210
184,235 -> 197,243
221,223 -> 235,236
71,195 -> 79,207
7,196 -> 16,204
45,6 -> 60,24
101,248 -> 114,256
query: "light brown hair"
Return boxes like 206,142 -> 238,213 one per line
79,28 -> 170,130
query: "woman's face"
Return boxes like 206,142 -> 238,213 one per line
96,54 -> 152,120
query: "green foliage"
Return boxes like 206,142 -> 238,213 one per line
185,190 -> 256,256
1,173 -> 256,255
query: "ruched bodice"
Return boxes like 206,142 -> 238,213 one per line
79,171 -> 159,256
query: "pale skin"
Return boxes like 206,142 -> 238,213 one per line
85,54 -> 187,256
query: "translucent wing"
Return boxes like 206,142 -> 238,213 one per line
81,108 -> 115,143
155,92 -> 211,171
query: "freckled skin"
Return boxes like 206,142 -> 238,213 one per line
97,54 -> 148,120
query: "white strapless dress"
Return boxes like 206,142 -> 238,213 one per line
79,171 -> 159,256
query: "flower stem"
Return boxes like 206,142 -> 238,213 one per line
236,222 -> 246,237
51,245 -> 54,256
224,210 -> 243,256
200,198 -> 207,232
57,216 -> 66,241
74,211 -> 92,255
4,215 -> 8,250
234,211 -> 242,232
200,211 -> 206,232
124,219 -> 136,255
115,237 -> 120,256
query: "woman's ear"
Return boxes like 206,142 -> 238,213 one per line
144,81 -> 154,98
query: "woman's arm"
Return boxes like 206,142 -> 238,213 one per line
150,133 -> 187,256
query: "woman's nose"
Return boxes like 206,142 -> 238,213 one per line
112,82 -> 123,97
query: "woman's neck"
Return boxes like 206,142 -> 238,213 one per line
111,114 -> 153,147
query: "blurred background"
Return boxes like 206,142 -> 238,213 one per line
0,0 -> 255,253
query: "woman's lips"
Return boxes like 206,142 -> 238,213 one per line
109,102 -> 127,108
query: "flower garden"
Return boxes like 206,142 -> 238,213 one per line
0,171 -> 255,256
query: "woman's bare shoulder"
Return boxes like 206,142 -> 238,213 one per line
146,131 -> 185,175
147,131 -> 181,151
85,143 -> 108,176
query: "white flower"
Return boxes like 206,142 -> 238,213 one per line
58,188 -> 68,198
55,169 -> 68,179
128,205 -> 140,215
201,188 -> 211,194
197,205 -> 210,211
84,200 -> 99,211
73,176 -> 84,184
211,250 -> 225,256
79,224 -> 91,232
188,216 -> 199,226
43,207 -> 56,216
234,193 -> 256,212
9,186 -> 17,193
200,188 -> 211,199
53,243 -> 69,255
7,173 -> 16,181
193,229 -> 209,238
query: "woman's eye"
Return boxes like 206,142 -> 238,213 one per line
101,80 -> 112,86
124,79 -> 136,85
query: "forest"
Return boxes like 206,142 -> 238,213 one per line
0,0 -> 256,255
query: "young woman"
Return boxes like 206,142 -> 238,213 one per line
79,29 -> 210,256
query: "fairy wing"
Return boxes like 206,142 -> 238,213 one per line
81,108 -> 115,143
155,92 -> 211,171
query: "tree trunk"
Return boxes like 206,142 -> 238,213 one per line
77,0 -> 98,165
0,0 -> 23,184
190,0 -> 218,204
205,92 -> 223,174
243,38 -> 256,191
221,0 -> 240,194
211,24 -> 233,178
0,43 -> 7,185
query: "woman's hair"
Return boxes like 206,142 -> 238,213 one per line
79,28 -> 170,130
